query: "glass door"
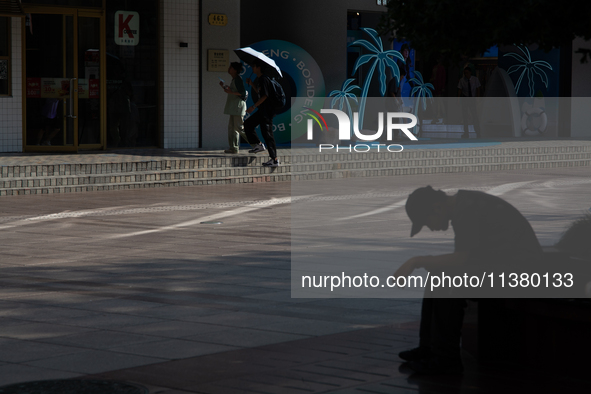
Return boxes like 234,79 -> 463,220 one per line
24,9 -> 104,151
25,12 -> 77,149
77,15 -> 102,147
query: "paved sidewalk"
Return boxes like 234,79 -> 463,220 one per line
1,154 -> 590,393
88,321 -> 591,394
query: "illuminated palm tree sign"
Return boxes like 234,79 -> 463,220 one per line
347,28 -> 404,131
328,78 -> 360,137
503,45 -> 553,97
408,71 -> 434,135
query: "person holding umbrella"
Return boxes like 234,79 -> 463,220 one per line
235,47 -> 282,167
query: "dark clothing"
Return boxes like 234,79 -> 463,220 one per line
452,190 -> 542,260
251,75 -> 275,118
246,74 -> 277,159
397,58 -> 413,89
420,297 -> 466,361
387,77 -> 400,97
234,77 -> 247,100
418,190 -> 541,361
244,109 -> 276,160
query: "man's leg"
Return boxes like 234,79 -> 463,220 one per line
399,297 -> 433,361
259,115 -> 277,161
429,298 -> 466,362
244,111 -> 262,146
400,284 -> 465,373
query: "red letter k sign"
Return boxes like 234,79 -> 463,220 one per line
118,14 -> 134,38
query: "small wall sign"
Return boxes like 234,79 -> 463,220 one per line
208,14 -> 227,26
207,49 -> 229,72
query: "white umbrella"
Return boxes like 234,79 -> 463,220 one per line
234,47 -> 283,79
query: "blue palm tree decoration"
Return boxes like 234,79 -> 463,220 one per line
348,28 -> 404,130
329,78 -> 360,135
408,71 -> 433,135
503,45 -> 553,97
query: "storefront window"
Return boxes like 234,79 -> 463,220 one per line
106,0 -> 158,148
0,17 -> 10,96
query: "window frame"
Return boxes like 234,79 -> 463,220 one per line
0,17 -> 11,96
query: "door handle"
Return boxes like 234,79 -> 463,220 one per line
67,78 -> 77,119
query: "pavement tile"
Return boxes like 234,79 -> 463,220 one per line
24,349 -> 166,375
0,337 -> 86,363
202,377 -> 319,394
110,338 -> 239,360
263,319 -> 375,336
0,322 -> 94,340
0,364 -> 81,387
125,305 -> 230,321
38,329 -> 162,350
181,382 -> 262,394
273,367 -> 369,388
243,372 -> 344,393
187,311 -> 308,329
76,298 -> 168,313
56,312 -> 168,329
0,305 -> 102,324
117,320 -> 228,338
183,327 -> 308,348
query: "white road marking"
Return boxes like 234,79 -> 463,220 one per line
335,200 -> 407,221
107,197 -> 294,239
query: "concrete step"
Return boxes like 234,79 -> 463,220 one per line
1,142 -> 589,195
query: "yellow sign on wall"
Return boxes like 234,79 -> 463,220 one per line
208,14 -> 227,26
207,49 -> 229,72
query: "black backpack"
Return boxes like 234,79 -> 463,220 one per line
268,77 -> 286,112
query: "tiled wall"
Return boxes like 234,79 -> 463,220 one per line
160,0 -> 200,149
0,18 -> 23,153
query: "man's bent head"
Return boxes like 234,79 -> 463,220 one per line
405,186 -> 448,237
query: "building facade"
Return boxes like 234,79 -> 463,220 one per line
1,0 -> 590,153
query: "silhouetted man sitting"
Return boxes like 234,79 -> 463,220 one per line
395,186 -> 542,374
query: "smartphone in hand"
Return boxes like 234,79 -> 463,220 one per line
219,77 -> 229,89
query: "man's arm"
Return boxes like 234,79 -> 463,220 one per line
247,95 -> 267,114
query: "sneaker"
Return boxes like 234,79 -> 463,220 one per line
262,159 -> 279,167
249,143 -> 266,153
399,347 -> 431,362
407,356 -> 463,375
224,149 -> 238,154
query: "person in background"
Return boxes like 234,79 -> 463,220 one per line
397,44 -> 414,91
221,62 -> 249,154
457,67 -> 481,138
244,60 -> 280,167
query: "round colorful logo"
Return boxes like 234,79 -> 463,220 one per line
241,40 -> 325,144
